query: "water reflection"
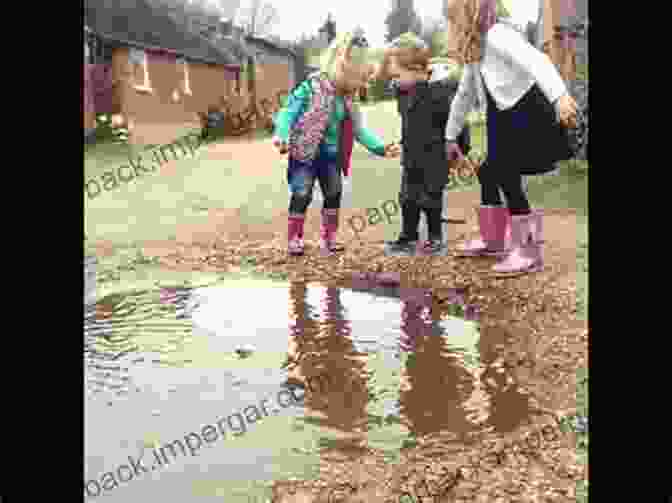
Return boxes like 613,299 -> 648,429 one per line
398,292 -> 482,443
84,287 -> 194,399
396,291 -> 532,450
477,324 -> 533,434
286,284 -> 371,457
84,277 -> 534,500
284,280 -> 532,454
85,280 -> 532,441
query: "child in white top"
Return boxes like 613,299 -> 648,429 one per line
442,0 -> 578,276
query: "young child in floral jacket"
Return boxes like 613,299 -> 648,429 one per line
272,29 -> 400,257
373,33 -> 471,257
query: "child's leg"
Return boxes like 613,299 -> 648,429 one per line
491,169 -> 543,275
287,159 -> 317,255
497,171 -> 531,216
424,190 -> 444,240
385,169 -> 422,257
399,173 -> 422,241
400,200 -> 421,240
478,160 -> 504,206
315,153 -> 344,253
288,161 -> 317,215
315,153 -> 342,210
456,161 -> 510,257
418,189 -> 448,256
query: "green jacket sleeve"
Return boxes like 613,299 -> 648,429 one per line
273,80 -> 312,142
351,105 -> 386,156
355,126 -> 386,156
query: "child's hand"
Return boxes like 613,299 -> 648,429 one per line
383,143 -> 401,158
555,93 -> 578,128
272,136 -> 288,155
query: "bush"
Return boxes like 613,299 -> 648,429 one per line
368,78 -> 388,102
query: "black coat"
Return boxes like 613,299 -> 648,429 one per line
396,78 -> 471,190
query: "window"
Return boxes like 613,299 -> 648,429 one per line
176,57 -> 192,95
129,48 -> 152,92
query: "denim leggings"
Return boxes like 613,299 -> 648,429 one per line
288,143 -> 342,215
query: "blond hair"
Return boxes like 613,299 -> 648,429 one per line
389,32 -> 432,69
319,29 -> 370,81
445,0 -> 499,64
389,32 -> 428,52
373,32 -> 432,80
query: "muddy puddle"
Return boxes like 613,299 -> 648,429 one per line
84,267 -> 536,502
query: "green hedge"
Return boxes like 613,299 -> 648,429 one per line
368,78 -> 388,102
91,114 -> 128,145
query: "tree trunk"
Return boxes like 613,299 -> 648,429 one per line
247,56 -> 260,129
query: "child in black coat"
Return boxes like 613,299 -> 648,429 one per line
374,33 -> 471,256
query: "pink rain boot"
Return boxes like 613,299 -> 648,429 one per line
491,213 -> 544,276
502,209 -> 542,245
319,208 -> 345,255
530,208 -> 544,244
456,205 -> 511,257
288,214 -> 305,256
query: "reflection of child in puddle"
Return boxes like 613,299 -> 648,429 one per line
398,292 -> 485,441
285,284 -> 371,447
284,281 -> 320,382
399,293 -> 533,440
476,324 -> 533,434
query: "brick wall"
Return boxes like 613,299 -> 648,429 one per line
106,42 -> 295,144
111,46 -> 239,144
253,60 -> 294,107
83,64 -> 96,132
84,63 -> 118,132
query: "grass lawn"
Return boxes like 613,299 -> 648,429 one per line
83,101 -> 410,249
84,101 -> 485,249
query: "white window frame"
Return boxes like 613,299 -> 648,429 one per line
176,57 -> 192,95
129,48 -> 153,92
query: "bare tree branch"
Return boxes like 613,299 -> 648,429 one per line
419,17 -> 447,57
236,0 -> 278,37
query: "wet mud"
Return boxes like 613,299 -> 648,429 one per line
85,203 -> 587,502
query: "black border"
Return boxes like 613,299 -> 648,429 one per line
15,3 -> 659,502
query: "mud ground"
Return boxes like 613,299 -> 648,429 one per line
90,184 -> 588,502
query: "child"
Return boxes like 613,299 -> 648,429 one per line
373,33 -> 471,257
442,0 -> 579,276
272,29 -> 400,257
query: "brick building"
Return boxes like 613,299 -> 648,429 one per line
84,0 -> 242,145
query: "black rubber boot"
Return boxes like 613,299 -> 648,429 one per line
418,208 -> 447,256
385,202 -> 420,257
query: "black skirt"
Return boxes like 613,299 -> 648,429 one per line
485,80 -> 573,176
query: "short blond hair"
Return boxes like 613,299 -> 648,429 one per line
319,29 -> 370,80
388,32 -> 428,52
385,32 -> 432,72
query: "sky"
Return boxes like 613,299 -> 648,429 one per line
262,0 -> 541,48
205,0 -> 543,49
242,0 -> 446,48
